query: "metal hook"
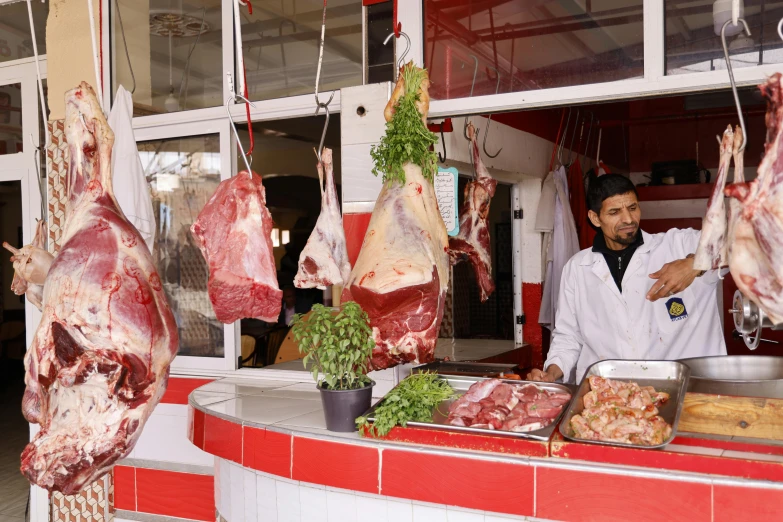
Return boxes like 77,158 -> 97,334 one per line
557,107 -> 572,166
438,128 -> 447,163
383,31 -> 412,79
582,111 -> 595,173
778,17 -> 783,41
114,0 -> 136,94
315,102 -> 331,163
462,55 -> 480,140
314,0 -> 334,110
565,109 -> 581,167
721,18 -> 751,152
482,66 -> 502,158
225,94 -> 257,175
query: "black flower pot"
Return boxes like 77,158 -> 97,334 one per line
318,380 -> 375,432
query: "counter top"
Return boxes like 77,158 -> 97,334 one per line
188,376 -> 783,522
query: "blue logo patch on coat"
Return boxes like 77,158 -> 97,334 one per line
665,297 -> 688,321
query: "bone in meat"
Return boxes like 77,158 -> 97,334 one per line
3,219 -> 53,311
294,147 -> 351,289
341,65 -> 449,370
448,122 -> 498,301
693,126 -> 734,270
191,170 -> 282,323
20,83 -> 178,494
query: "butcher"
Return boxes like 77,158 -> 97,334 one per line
528,174 -> 727,384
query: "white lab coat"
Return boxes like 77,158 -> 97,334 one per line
545,228 -> 727,383
537,166 -> 580,329
108,86 -> 156,253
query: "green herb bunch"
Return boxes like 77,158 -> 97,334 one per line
291,301 -> 375,391
370,62 -> 438,186
357,371 -> 454,437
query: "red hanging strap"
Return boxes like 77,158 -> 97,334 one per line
393,0 -> 401,37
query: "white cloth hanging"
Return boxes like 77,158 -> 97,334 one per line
109,86 -> 155,253
538,165 -> 580,329
535,171 -> 557,272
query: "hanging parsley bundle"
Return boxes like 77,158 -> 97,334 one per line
370,62 -> 438,185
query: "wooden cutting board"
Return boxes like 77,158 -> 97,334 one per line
678,392 -> 783,441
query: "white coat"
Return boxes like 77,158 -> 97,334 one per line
545,228 -> 727,383
109,86 -> 156,253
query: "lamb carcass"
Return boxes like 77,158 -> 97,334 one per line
724,73 -> 783,324
3,219 -> 53,311
294,147 -> 351,289
190,170 -> 282,323
448,122 -> 498,301
20,82 -> 178,494
693,126 -> 734,270
342,64 -> 449,370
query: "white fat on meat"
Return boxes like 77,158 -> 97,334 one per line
3,219 -> 52,311
295,147 -> 351,289
19,83 -> 178,494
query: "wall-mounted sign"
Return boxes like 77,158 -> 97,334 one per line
435,167 -> 459,236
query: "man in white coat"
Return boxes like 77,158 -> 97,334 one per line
528,174 -> 726,383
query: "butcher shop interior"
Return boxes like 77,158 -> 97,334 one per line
4,0 -> 783,521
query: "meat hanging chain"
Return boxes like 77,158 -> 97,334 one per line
14,83 -> 178,494
447,122 -> 498,302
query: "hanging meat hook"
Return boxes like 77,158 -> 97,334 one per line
462,54 -> 479,140
225,94 -> 257,176
438,128 -> 447,163
720,18 -> 751,152
565,109 -> 581,167
383,30 -> 412,80
314,0 -> 334,110
557,107 -> 573,167
482,66 -> 502,158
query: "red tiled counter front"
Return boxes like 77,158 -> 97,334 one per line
188,378 -> 783,522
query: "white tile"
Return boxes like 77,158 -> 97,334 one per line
210,396 -> 322,425
326,490 -> 358,522
722,450 -> 783,463
229,463 -> 245,522
154,403 -> 189,417
484,515 -> 524,522
355,495 -> 388,522
387,499 -> 414,522
263,383 -> 321,400
218,459 -> 232,521
191,391 -> 237,407
133,411 -> 214,466
300,486 -> 328,522
666,444 -> 723,457
413,503 -> 448,522
274,409 -> 328,430
257,474 -> 278,522
243,468 -> 258,522
276,480 -> 301,522
446,509 -> 485,522
200,378 -> 299,396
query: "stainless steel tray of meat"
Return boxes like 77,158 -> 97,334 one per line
413,361 -> 520,378
364,375 -> 575,441
558,360 -> 690,450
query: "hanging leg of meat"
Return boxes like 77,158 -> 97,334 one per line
20,83 -> 179,494
191,170 -> 282,323
447,122 -> 498,301
725,73 -> 783,324
3,219 -> 53,310
693,126 -> 734,270
294,147 -> 351,289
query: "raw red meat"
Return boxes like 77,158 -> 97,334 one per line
19,83 -> 178,494
191,169 -> 282,323
295,147 -> 350,289
448,122 -> 498,302
524,400 -> 565,419
724,74 -> 783,324
3,219 -> 52,311
342,67 -> 449,369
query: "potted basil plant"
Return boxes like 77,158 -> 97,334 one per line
290,301 -> 375,432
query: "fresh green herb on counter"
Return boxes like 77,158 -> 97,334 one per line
370,62 -> 438,186
356,372 -> 455,437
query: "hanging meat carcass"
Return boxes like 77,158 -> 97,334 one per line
448,122 -> 498,302
294,147 -> 351,289
3,219 -> 53,311
18,83 -> 178,494
190,169 -> 282,323
724,74 -> 783,324
342,63 -> 448,370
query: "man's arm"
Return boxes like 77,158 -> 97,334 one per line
527,261 -> 584,382
647,229 -> 715,302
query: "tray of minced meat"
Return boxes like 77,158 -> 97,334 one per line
559,360 -> 691,449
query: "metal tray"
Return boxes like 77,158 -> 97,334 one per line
363,375 -> 575,441
413,361 -> 520,378
678,355 -> 783,399
558,360 -> 690,449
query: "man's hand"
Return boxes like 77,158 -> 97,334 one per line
527,365 -> 563,382
647,255 -> 700,302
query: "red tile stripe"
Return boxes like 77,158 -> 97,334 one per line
161,377 -> 215,405
115,466 -> 214,522
714,485 -> 783,522
293,437 -> 379,494
204,414 -> 243,464
378,425 -> 549,458
244,426 -> 292,479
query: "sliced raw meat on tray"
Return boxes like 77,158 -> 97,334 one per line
191,168 -> 282,323
295,147 -> 351,289
19,83 -> 179,494
446,379 -> 571,433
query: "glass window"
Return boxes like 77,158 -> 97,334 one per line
0,83 -> 23,155
0,1 -> 47,64
113,0 -> 223,116
665,1 -> 783,75
423,0 -> 644,100
139,134 -> 224,358
239,0 -> 363,101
